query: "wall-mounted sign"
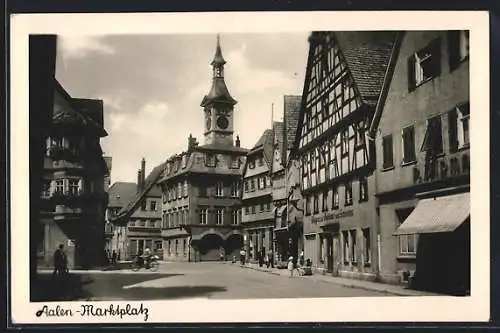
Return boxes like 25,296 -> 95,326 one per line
311,210 -> 354,224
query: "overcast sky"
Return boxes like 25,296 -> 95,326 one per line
55,33 -> 309,183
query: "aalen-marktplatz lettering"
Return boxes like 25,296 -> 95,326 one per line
30,30 -> 470,303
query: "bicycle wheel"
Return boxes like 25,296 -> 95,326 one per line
131,261 -> 140,272
149,261 -> 159,272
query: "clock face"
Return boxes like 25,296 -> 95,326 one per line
217,116 -> 229,130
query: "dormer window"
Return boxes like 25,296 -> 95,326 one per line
408,38 -> 441,90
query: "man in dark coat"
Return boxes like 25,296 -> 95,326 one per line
53,244 -> 68,278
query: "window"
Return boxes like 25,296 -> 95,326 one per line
68,179 -> 79,195
266,202 -> 271,211
216,181 -> 224,197
342,231 -> 350,263
183,180 -> 188,197
350,229 -> 357,264
345,182 -> 353,206
230,156 -> 240,169
206,154 -> 216,167
141,200 -> 147,211
362,228 -> 371,264
177,182 -> 182,199
322,191 -> 328,211
200,208 -> 208,225
231,210 -> 238,225
259,204 -> 264,212
41,179 -> 51,198
150,200 -> 157,211
408,38 -> 441,90
449,103 -> 470,151
449,30 -> 469,70
244,206 -> 249,215
258,157 -> 264,166
258,177 -> 265,189
251,205 -> 256,214
341,130 -> 349,155
244,180 -> 249,193
248,160 -> 255,169
305,196 -> 311,215
231,182 -> 239,197
313,194 -> 319,214
396,208 -> 417,256
265,176 -> 271,188
359,177 -> 368,202
55,179 -> 64,194
402,125 -> 416,164
421,115 -> 443,155
382,135 -> 394,169
251,179 -> 256,191
332,187 -> 339,209
216,208 -> 224,225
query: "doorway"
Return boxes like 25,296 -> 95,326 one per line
326,234 -> 333,273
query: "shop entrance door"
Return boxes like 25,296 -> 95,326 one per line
326,234 -> 334,273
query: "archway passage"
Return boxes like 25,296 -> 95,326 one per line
224,234 -> 243,260
198,233 -> 224,261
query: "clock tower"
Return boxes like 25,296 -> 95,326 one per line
201,34 -> 237,147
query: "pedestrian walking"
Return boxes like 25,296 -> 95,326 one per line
53,244 -> 68,279
299,249 -> 305,266
287,256 -> 295,278
264,253 -> 269,268
239,249 -> 246,265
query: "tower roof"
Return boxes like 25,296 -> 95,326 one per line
201,35 -> 237,107
211,34 -> 226,66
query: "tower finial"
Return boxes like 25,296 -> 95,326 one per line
211,33 -> 226,66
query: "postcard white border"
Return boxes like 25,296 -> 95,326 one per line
10,11 -> 490,324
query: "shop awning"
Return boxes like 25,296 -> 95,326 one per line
393,192 -> 470,235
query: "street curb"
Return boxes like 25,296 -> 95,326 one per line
224,262 -> 439,297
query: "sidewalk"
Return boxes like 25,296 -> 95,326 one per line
224,262 -> 443,297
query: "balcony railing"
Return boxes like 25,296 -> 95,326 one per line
50,190 -> 91,206
48,146 -> 81,163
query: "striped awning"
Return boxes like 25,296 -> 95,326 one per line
393,192 -> 470,235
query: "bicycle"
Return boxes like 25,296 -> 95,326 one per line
131,255 -> 159,272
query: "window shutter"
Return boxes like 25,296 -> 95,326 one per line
431,37 -> 442,77
407,56 -> 416,92
448,31 -> 460,72
448,109 -> 459,153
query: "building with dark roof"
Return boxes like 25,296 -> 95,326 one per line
241,128 -> 275,262
293,31 -> 397,278
270,95 -> 305,264
111,158 -> 165,259
38,79 -> 109,269
372,31 -> 470,295
158,35 -> 248,262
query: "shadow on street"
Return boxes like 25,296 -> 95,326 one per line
31,273 -> 183,302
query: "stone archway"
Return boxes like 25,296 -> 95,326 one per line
198,233 -> 224,262
224,233 -> 244,260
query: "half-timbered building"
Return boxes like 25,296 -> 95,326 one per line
293,31 -> 397,279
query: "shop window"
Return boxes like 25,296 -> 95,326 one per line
342,231 -> 350,264
350,229 -> 357,264
408,38 -> 441,90
344,182 -> 353,206
449,102 -> 470,152
396,207 -> 417,257
382,135 -> 394,169
402,125 -> 416,164
421,115 -> 444,155
362,228 -> 371,265
359,177 -> 368,202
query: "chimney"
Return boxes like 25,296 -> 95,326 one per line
137,169 -> 142,191
235,135 -> 240,147
141,158 -> 146,186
